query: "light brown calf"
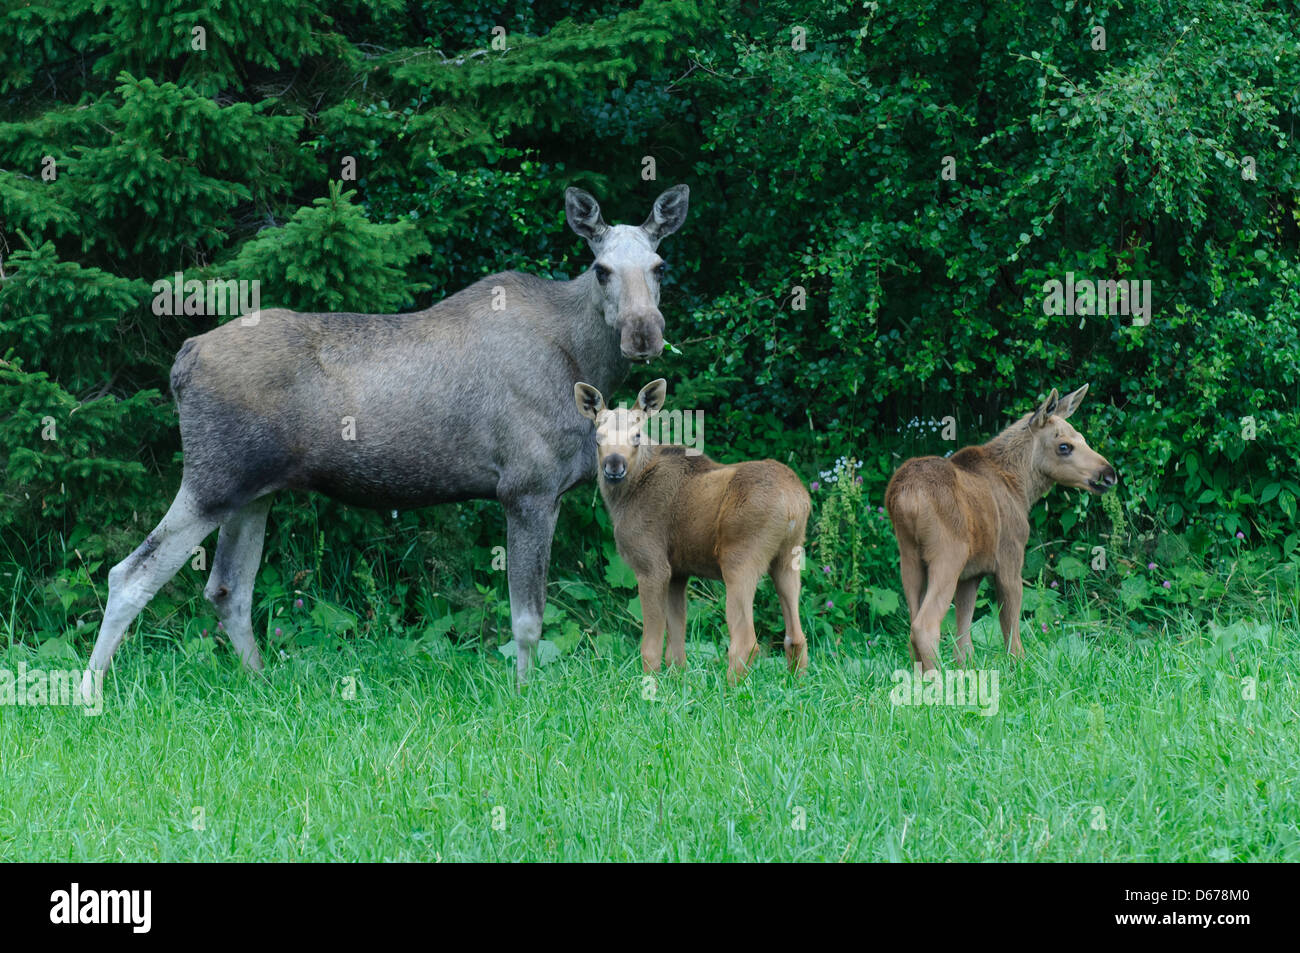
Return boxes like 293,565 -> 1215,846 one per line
884,385 -> 1117,671
574,379 -> 812,681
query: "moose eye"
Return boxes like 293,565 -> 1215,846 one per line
594,264 -> 612,285
631,432 -> 642,445
652,263 -> 666,280
1058,443 -> 1072,455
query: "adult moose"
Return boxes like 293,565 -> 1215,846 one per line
885,385 -> 1117,672
79,185 -> 690,699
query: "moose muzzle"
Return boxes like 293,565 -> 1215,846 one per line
602,453 -> 629,483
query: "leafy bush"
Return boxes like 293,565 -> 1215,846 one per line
2,0 -> 1296,656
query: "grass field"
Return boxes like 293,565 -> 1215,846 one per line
2,588 -> 1297,862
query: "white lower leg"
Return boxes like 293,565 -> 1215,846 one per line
80,487 -> 217,698
205,499 -> 271,671
512,610 -> 542,681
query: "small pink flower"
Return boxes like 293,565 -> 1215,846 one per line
822,565 -> 832,574
825,600 -> 834,609
201,628 -> 208,638
811,481 -> 820,491
1041,622 -> 1048,632
1235,531 -> 1245,540
217,622 -> 224,630
878,506 -> 885,514
1147,562 -> 1157,571
294,598 -> 304,609
274,627 -> 283,637
856,476 -> 863,484
1162,580 -> 1172,589
1050,580 -> 1058,588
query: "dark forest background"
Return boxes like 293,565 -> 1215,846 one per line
2,0 -> 1297,660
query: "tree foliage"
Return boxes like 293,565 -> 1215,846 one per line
2,0 -> 1296,636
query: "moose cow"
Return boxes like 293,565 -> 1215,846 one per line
79,185 -> 690,699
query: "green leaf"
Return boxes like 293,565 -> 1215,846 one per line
603,543 -> 639,589
564,582 -> 600,601
865,586 -> 900,616
309,602 -> 358,636
1056,556 -> 1088,581
497,639 -> 561,666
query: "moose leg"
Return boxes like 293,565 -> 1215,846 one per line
910,553 -> 964,672
664,576 -> 689,669
80,484 -> 221,700
898,545 -> 926,622
503,494 -> 560,682
204,495 -> 272,671
770,560 -> 807,673
721,563 -> 760,683
952,577 -> 980,666
994,572 -> 1025,659
637,571 -> 670,672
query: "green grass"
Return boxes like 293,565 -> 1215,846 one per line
2,597 -> 1297,861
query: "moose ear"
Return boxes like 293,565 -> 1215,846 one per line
1054,383 -> 1089,420
1030,388 -> 1061,430
641,185 -> 690,246
574,382 -> 605,421
636,378 -> 668,415
565,188 -> 608,245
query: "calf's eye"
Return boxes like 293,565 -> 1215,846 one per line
1058,443 -> 1072,455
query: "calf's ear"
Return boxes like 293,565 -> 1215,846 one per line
1030,388 -> 1060,430
574,382 -> 605,421
1054,383 -> 1089,420
636,378 -> 668,416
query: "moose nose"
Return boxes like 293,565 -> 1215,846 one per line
1089,465 -> 1119,492
620,313 -> 665,363
603,454 -> 627,483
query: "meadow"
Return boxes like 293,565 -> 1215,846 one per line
3,565 -> 1295,862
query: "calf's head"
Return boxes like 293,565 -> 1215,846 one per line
565,185 -> 690,362
574,378 -> 668,485
1027,384 -> 1118,494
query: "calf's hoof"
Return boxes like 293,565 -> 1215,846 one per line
784,638 -> 808,673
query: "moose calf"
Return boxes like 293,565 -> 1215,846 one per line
885,385 -> 1117,671
574,379 -> 811,681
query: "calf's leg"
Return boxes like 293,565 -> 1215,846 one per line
721,562 -> 760,683
910,551 -> 965,672
769,559 -> 807,673
952,577 -> 979,666
897,542 -> 926,622
664,576 -> 688,669
994,571 -> 1025,659
636,570 -> 670,672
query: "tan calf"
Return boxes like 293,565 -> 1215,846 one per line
574,379 -> 812,681
884,385 -> 1117,671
